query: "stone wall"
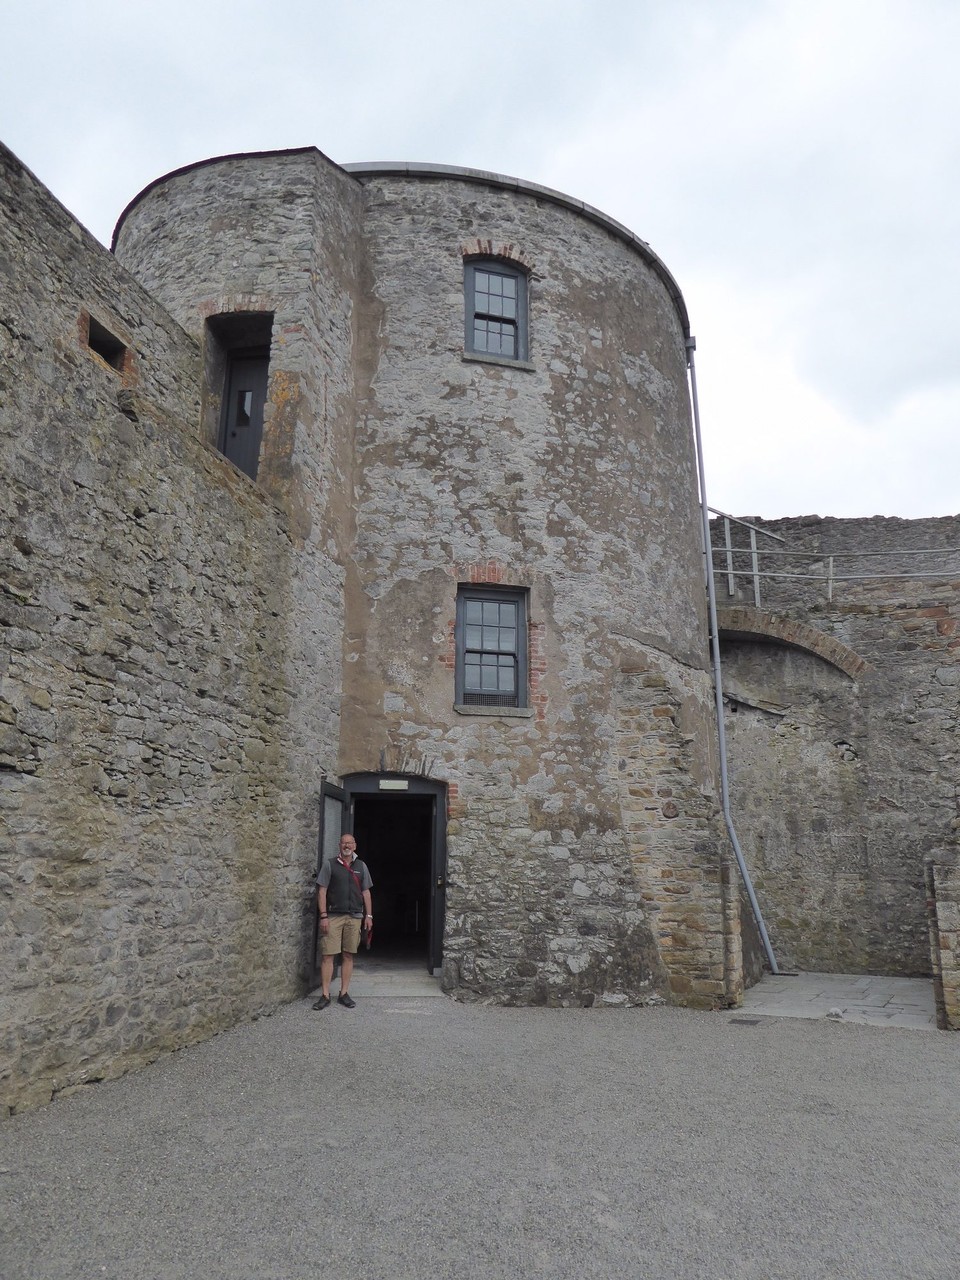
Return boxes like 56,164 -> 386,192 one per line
713,515 -> 960,976
925,853 -> 960,1029
2,141 -> 743,1117
114,148 -> 363,848
120,153 -> 737,1010
615,659 -> 738,1006
1,146 -> 343,1114
339,172 -> 731,1007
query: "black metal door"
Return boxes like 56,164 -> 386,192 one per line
220,348 -> 269,480
311,782 -> 345,978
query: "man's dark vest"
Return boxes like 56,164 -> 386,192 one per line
325,859 -> 369,916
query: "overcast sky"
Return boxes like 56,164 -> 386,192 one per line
3,0 -> 957,519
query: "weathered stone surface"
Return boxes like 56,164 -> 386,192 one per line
714,515 -> 960,975
333,172 -> 724,1008
1,145 -> 345,1114
18,136 -> 957,1115
112,151 -> 730,1015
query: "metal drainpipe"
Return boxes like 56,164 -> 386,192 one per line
685,336 -> 780,974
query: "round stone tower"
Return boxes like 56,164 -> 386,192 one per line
114,148 -> 739,1008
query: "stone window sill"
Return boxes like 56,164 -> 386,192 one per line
462,352 -> 535,373
454,703 -> 534,718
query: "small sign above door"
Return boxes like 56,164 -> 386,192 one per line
379,779 -> 409,791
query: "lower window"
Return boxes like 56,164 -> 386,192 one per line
455,586 -> 527,708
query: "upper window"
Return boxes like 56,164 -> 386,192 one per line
455,586 -> 527,709
464,260 -> 528,362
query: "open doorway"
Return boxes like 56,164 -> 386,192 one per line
343,775 -> 446,973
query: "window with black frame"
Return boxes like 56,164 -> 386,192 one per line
464,259 -> 528,361
455,587 -> 527,708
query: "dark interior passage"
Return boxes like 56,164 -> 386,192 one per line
351,794 -> 433,960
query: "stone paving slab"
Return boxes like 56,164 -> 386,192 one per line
323,954 -> 444,999
741,971 -> 939,1029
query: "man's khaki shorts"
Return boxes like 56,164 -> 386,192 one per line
321,915 -> 362,955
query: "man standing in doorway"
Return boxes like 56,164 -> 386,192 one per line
313,833 -> 373,1010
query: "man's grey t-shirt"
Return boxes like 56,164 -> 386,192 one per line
316,857 -> 373,917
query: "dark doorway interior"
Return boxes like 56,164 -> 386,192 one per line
352,794 -> 433,961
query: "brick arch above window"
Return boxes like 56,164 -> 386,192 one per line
717,606 -> 869,679
459,240 -> 536,275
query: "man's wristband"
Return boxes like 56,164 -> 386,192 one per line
320,914 -> 328,919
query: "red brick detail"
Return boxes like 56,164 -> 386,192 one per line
528,620 -> 548,721
447,781 -> 466,819
439,619 -> 456,670
464,560 -> 507,584
460,241 -> 535,273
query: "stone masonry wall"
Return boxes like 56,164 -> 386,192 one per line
1,146 -> 342,1113
713,515 -> 960,975
615,658 -> 739,1007
114,149 -> 362,810
340,173 -> 729,1006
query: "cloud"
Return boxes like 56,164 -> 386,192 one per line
2,0 -> 957,517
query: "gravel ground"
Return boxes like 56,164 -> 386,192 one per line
1,996 -> 958,1280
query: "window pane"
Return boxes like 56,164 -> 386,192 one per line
499,628 -> 516,652
501,296 -> 516,320
466,601 -> 483,623
481,626 -> 498,650
481,661 -> 498,690
502,277 -> 516,297
489,322 -> 515,357
499,602 -> 516,625
482,602 -> 499,624
500,663 -> 515,692
487,295 -> 503,317
465,657 -> 481,689
465,625 -> 482,648
473,322 -> 489,351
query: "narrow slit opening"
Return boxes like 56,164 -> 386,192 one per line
87,316 -> 127,370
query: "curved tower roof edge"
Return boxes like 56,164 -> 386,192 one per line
111,148 -> 689,336
110,146 -> 326,250
344,162 -> 689,336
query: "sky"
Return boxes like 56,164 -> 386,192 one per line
3,0 -> 958,519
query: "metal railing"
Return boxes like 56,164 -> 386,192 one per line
708,507 -> 960,607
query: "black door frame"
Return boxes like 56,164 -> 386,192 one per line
342,773 -> 447,974
310,780 -> 345,980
